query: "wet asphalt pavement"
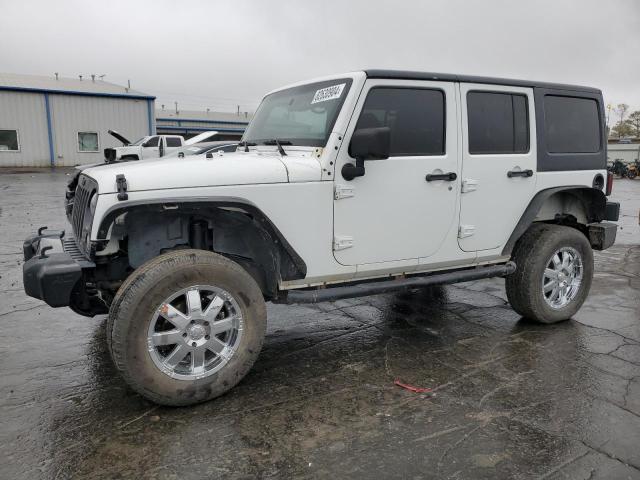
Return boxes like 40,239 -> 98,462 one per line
0,169 -> 639,480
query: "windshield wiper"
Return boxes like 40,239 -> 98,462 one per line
262,139 -> 292,156
239,141 -> 256,152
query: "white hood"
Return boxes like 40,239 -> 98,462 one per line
82,150 -> 322,194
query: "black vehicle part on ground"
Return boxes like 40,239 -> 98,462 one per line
283,262 -> 516,304
104,148 -> 117,162
23,231 -> 100,311
502,186 -> 614,256
98,201 -> 307,300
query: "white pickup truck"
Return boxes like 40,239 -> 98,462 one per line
104,130 -> 219,162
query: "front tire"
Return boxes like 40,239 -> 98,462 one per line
109,250 -> 266,406
506,224 -> 593,324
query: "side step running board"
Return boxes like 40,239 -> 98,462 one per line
284,262 -> 516,304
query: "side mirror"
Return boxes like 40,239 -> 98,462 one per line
178,152 -> 184,158
206,152 -> 213,159
342,127 -> 390,181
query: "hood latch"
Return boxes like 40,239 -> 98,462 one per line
116,174 -> 128,201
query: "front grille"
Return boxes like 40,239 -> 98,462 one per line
71,175 -> 97,256
63,235 -> 94,267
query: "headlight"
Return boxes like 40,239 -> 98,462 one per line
82,193 -> 97,241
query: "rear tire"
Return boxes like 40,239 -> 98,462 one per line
506,224 -> 593,324
108,249 -> 266,406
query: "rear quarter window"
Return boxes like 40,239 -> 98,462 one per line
544,95 -> 601,153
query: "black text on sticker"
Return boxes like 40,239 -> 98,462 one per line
311,84 -> 346,104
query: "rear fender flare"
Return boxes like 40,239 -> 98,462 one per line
502,186 -> 606,256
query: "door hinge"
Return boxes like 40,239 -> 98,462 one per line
461,179 -> 478,193
334,184 -> 355,200
333,235 -> 354,251
458,225 -> 476,238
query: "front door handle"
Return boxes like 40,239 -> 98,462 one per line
425,172 -> 457,182
507,169 -> 533,178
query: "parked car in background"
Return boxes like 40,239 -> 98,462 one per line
104,130 -> 220,162
165,141 -> 239,159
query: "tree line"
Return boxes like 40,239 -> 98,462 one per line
609,104 -> 640,139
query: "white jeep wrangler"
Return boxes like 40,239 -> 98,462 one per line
23,70 -> 620,406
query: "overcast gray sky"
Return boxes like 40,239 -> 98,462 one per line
2,0 -> 639,118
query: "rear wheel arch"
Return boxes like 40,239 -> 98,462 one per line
502,186 -> 606,256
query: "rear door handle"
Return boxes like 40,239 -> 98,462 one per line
507,169 -> 533,178
426,172 -> 457,182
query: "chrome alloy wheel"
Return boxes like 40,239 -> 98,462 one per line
542,247 -> 584,309
147,285 -> 243,380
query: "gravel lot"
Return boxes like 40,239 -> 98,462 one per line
0,170 -> 639,479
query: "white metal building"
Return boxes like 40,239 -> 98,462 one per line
607,142 -> 640,165
0,72 -> 155,167
156,109 -> 251,141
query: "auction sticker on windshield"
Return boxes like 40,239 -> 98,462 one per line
311,83 -> 346,104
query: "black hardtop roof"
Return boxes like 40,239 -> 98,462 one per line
365,69 -> 601,94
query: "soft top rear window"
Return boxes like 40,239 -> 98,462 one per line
544,95 -> 601,154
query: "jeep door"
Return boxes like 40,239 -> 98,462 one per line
458,84 -> 537,252
333,80 -> 459,266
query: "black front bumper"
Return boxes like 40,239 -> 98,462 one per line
23,228 -> 95,308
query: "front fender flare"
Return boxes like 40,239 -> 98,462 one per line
96,197 -> 307,281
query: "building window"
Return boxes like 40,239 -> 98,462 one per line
0,129 -> 19,151
353,87 -> 445,157
467,91 -> 529,154
543,95 -> 600,154
78,132 -> 99,152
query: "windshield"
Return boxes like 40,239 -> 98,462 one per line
130,136 -> 149,146
242,78 -> 352,147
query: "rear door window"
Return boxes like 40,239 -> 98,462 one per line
467,91 -> 529,154
543,95 -> 600,153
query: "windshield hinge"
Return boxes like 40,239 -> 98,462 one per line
333,235 -> 354,251
334,184 -> 355,200
116,174 -> 128,201
458,225 -> 476,238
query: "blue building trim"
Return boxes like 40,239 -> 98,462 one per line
0,85 -> 155,101
147,99 -> 154,135
156,117 -> 250,126
43,93 -> 55,166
